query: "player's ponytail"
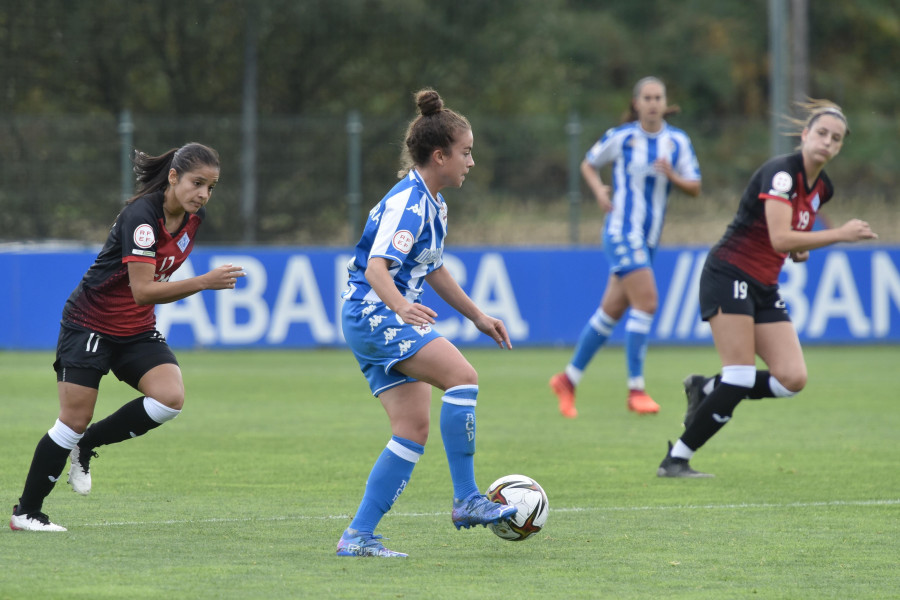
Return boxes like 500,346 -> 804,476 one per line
127,142 -> 219,204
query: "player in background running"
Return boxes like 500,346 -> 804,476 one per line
658,100 -> 877,477
336,89 -> 516,558
11,143 -> 245,531
550,76 -> 702,418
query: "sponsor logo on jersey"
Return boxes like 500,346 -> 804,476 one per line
133,224 -> 155,248
177,232 -> 190,253
131,249 -> 155,257
810,193 -> 821,212
392,230 -> 414,253
414,247 -> 442,264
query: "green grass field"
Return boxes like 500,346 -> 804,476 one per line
1,346 -> 897,599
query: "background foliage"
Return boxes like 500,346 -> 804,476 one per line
1,1 -> 898,244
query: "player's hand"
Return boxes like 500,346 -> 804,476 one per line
206,263 -> 246,290
838,219 -> 878,242
789,250 -> 809,263
474,315 -> 512,350
397,302 -> 437,327
595,185 -> 613,212
654,158 -> 674,179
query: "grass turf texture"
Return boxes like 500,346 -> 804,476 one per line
1,347 -> 897,599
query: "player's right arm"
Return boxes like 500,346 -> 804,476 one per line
364,257 -> 436,327
128,261 -> 245,305
580,159 -> 613,212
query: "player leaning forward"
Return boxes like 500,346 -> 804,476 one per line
11,143 -> 245,531
336,89 -> 516,558
658,101 -> 878,478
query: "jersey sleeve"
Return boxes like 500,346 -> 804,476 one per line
368,186 -> 425,266
757,161 -> 796,206
674,134 -> 702,181
584,127 -> 620,168
118,202 -> 160,265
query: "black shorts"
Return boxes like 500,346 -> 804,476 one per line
53,322 -> 179,390
698,259 -> 791,324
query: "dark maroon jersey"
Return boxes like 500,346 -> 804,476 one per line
709,152 -> 833,286
62,191 -> 205,336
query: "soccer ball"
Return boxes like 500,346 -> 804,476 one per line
484,474 -> 549,541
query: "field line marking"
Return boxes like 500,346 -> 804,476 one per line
75,498 -> 900,528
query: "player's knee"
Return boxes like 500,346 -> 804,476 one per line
773,370 -> 807,394
153,391 -> 184,411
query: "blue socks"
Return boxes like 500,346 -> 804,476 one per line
570,308 -> 617,372
440,385 -> 479,502
348,435 -> 423,534
625,309 -> 653,386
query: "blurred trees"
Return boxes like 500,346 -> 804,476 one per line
1,0 -> 897,243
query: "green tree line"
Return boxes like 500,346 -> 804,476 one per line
1,0 -> 898,243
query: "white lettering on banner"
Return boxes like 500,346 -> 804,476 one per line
334,254 -> 352,343
267,255 -> 335,343
657,250 -> 710,339
434,253 -> 528,341
779,259 -> 809,331
807,252 -> 870,337
155,260 -> 217,343
872,251 -> 900,337
213,256 -> 270,344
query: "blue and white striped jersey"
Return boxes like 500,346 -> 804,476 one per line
585,121 -> 700,248
343,169 -> 448,303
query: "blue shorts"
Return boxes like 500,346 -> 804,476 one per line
341,298 -> 443,397
602,231 -> 656,276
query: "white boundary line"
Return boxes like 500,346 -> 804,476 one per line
74,498 -> 900,528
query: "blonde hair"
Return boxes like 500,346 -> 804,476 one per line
788,99 -> 850,145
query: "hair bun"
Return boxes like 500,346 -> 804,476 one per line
415,89 -> 443,116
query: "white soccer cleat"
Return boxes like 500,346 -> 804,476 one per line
10,506 -> 67,532
67,446 -> 95,496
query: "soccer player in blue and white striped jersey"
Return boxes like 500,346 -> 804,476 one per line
337,89 -> 516,558
551,76 -> 702,418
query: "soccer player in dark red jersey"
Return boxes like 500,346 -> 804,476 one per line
657,101 -> 878,478
11,143 -> 245,531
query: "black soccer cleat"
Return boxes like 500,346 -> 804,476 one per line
681,374 -> 707,429
657,441 -> 714,478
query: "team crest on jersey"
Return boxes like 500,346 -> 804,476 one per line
177,232 -> 190,253
392,230 -> 414,253
133,224 -> 155,248
770,171 -> 793,195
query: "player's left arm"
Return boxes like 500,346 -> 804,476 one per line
128,261 -> 245,305
426,266 -> 511,349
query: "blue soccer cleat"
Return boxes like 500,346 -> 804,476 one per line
336,528 -> 408,558
451,493 -> 518,530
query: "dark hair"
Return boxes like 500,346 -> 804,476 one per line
127,142 -> 220,203
621,76 -> 681,123
398,89 -> 471,178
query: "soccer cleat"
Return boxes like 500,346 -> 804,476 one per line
657,441 -> 714,478
682,374 -> 707,428
549,373 -> 578,418
67,446 -> 97,496
627,389 -> 660,414
336,529 -> 407,557
451,493 -> 518,530
10,505 -> 67,532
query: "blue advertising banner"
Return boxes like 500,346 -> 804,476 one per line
2,246 -> 899,349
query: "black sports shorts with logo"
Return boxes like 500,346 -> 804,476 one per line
698,258 -> 791,324
53,322 -> 179,390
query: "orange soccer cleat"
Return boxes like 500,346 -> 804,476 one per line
627,389 -> 660,414
549,373 -> 578,418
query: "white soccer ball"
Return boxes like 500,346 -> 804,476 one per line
484,474 -> 549,541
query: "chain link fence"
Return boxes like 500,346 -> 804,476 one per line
1,111 -> 896,246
